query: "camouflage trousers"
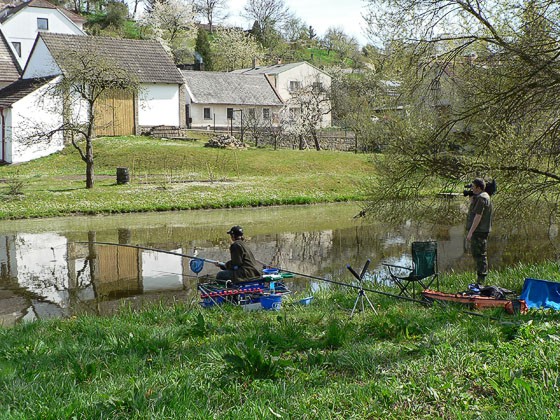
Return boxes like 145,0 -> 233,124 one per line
471,232 -> 489,282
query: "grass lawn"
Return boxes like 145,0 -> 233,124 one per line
0,134 -> 375,219
1,262 -> 560,418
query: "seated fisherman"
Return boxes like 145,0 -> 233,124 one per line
215,225 -> 261,282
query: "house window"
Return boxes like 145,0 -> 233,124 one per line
203,107 -> 211,120
227,108 -> 234,119
12,42 -> 21,57
248,108 -> 256,119
289,107 -> 300,121
289,81 -> 301,91
262,108 -> 270,119
312,81 -> 323,91
37,18 -> 49,30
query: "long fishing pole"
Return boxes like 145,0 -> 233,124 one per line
75,241 -> 220,264
77,241 -> 426,304
76,241 -> 519,322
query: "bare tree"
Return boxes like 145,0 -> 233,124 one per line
242,0 -> 292,47
35,49 -> 139,189
363,0 -> 560,215
193,0 -> 229,33
286,79 -> 332,151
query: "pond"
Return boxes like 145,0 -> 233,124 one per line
1,202 -> 559,326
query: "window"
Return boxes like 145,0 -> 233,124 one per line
289,81 -> 301,91
262,108 -> 270,119
289,107 -> 300,121
37,18 -> 49,30
248,108 -> 256,119
227,108 -> 233,119
312,81 -> 323,91
203,107 -> 211,120
12,42 -> 21,57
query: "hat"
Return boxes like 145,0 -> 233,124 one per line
226,225 -> 243,236
472,178 -> 486,190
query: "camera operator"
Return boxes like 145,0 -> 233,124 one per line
465,178 -> 493,285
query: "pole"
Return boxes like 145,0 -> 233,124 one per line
75,241 -> 220,264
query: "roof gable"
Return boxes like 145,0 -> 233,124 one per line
182,70 -> 283,106
0,76 -> 55,107
0,0 -> 85,24
0,29 -> 21,82
232,61 -> 330,77
36,33 -> 184,84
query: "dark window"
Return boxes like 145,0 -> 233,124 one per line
263,108 -> 270,119
37,18 -> 49,30
203,107 -> 211,119
248,108 -> 256,119
289,81 -> 301,91
12,42 -> 21,57
227,108 -> 233,119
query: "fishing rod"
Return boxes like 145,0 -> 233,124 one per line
75,241 -> 220,264
76,241 -> 428,305
76,241 -> 519,322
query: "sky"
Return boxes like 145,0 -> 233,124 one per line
226,0 -> 370,46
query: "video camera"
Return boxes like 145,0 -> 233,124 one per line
463,179 -> 497,197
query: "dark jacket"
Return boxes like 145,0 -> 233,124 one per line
225,239 -> 260,281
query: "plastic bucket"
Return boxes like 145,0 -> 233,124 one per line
260,294 -> 282,310
263,268 -> 279,275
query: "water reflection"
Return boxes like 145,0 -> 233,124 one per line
1,202 -> 559,326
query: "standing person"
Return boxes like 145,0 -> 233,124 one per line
466,178 -> 493,285
215,225 -> 261,282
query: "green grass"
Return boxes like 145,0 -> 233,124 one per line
2,262 -> 560,418
0,135 -> 375,219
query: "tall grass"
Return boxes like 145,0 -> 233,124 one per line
1,264 -> 560,418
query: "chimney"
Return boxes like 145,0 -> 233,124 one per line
252,57 -> 259,68
276,58 -> 282,65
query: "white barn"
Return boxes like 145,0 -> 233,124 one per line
0,32 -> 185,163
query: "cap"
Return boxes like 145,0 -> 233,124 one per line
226,225 -> 243,236
472,178 -> 486,190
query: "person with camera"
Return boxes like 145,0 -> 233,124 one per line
215,225 -> 261,283
465,178 -> 493,285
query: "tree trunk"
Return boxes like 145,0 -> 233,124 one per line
312,131 -> 321,151
85,139 -> 94,189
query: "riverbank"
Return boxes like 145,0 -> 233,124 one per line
1,261 -> 560,418
0,135 -> 375,220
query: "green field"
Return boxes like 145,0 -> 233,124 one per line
0,135 -> 375,219
1,261 -> 560,418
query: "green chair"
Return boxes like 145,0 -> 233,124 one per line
383,241 -> 439,298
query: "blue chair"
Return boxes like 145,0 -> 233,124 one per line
383,241 -> 439,298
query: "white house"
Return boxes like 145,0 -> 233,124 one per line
0,32 -> 185,163
0,0 -> 85,68
182,70 -> 284,129
232,61 -> 332,127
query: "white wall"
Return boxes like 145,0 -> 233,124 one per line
1,6 -> 84,68
8,78 -> 64,163
277,63 -> 332,128
138,83 -> 181,127
21,37 -> 60,79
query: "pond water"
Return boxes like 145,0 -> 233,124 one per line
1,202 -> 559,326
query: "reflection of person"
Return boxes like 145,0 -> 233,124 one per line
215,225 -> 261,282
466,178 -> 493,284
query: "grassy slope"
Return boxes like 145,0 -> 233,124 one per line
0,135 -> 375,219
1,262 -> 560,418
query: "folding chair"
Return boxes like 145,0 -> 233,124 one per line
383,241 -> 439,298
